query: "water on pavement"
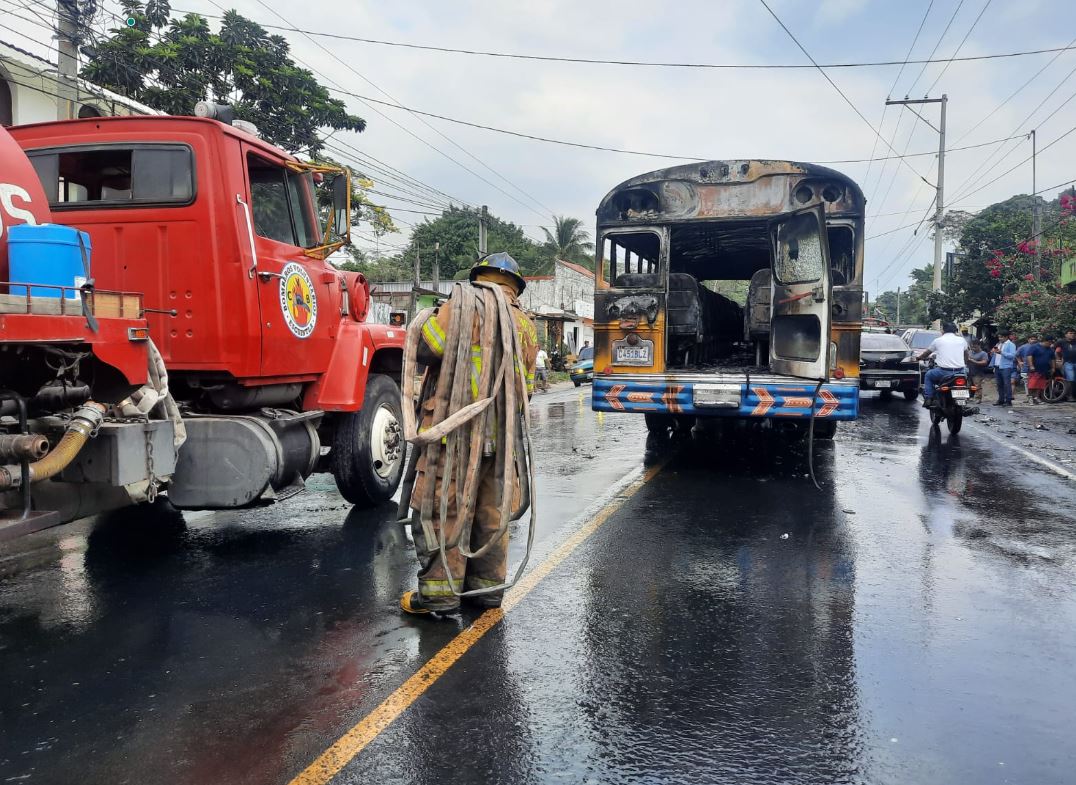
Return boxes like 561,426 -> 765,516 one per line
1,389 -> 1074,785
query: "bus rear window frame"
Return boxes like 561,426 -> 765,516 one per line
26,142 -> 198,211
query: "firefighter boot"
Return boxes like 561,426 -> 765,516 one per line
400,591 -> 460,617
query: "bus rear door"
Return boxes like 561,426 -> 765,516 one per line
769,206 -> 832,380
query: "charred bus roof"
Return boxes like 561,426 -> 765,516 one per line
596,160 -> 865,226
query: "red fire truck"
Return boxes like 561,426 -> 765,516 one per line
0,110 -> 405,537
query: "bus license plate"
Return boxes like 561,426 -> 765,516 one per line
952,389 -> 970,400
614,341 -> 653,366
873,380 -> 892,388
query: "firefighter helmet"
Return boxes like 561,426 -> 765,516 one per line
470,252 -> 526,294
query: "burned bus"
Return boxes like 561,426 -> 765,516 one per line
591,160 -> 863,437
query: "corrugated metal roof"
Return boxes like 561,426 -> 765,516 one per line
0,39 -> 159,116
368,281 -> 456,295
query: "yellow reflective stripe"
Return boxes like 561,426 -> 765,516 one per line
465,576 -> 502,589
470,345 -> 483,400
419,578 -> 464,597
421,316 -> 446,356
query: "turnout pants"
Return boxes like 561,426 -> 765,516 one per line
412,457 -> 509,606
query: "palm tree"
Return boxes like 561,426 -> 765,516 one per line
541,215 -> 594,266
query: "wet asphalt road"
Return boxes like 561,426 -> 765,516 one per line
2,388 -> 1076,785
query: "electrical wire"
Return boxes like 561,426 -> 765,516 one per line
862,0 -> 934,191
873,175 -> 1076,295
865,0 -> 969,218
923,0 -> 993,95
757,0 -> 934,187
948,61 -> 1076,203
951,31 -> 1076,147
164,8 -> 1076,72
950,121 -> 1076,205
249,0 -> 555,222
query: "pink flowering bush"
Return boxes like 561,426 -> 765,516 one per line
987,228 -> 1075,335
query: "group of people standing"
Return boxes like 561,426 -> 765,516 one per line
965,327 -> 1076,405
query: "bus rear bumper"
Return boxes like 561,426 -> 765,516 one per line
592,375 -> 860,421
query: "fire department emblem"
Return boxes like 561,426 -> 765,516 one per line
279,262 -> 317,339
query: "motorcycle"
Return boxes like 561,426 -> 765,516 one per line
927,370 -> 974,434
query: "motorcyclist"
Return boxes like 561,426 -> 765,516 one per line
917,321 -> 970,408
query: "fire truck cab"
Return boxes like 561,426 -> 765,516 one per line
1,116 -> 404,533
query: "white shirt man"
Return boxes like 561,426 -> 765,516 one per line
535,348 -> 549,390
918,325 -> 969,405
927,332 -> 969,369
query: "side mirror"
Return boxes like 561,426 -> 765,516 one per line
331,173 -> 350,242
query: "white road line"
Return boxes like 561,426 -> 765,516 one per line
964,417 -> 1076,481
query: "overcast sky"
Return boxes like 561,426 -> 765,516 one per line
6,0 -> 1076,294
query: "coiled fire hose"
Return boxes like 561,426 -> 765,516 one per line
399,281 -> 537,599
116,338 -> 187,450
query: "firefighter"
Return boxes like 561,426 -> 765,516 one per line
401,252 -> 538,616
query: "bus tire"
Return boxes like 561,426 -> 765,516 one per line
811,420 -> 837,440
644,413 -> 674,434
903,390 -> 919,401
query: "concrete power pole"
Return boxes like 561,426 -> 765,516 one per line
432,241 -> 440,289
478,205 -> 488,256
886,95 -> 947,293
1031,129 -> 1042,280
896,287 -> 901,326
56,0 -> 80,120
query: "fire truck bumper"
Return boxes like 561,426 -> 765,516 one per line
592,375 -> 860,421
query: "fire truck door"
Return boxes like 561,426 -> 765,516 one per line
242,150 -> 330,378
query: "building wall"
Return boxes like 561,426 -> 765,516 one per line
520,261 -> 595,352
1,45 -> 151,127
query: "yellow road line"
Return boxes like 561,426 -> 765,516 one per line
287,460 -> 666,785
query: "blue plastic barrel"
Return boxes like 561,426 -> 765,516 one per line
8,224 -> 91,299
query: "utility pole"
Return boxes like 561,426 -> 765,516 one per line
896,287 -> 901,326
56,0 -> 80,120
478,205 -> 488,256
886,95 -> 947,294
432,241 -> 440,289
1030,129 -> 1041,280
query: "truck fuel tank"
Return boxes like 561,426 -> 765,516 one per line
168,410 -> 321,509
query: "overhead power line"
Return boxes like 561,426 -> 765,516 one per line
757,0 -> 934,188
166,9 -> 1076,71
328,88 -> 1023,164
951,31 -> 1076,147
863,0 -> 934,191
866,0 -> 967,214
246,0 -> 554,225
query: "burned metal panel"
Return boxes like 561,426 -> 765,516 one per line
597,159 -> 866,225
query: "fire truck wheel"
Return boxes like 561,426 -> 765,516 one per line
331,374 -> 405,507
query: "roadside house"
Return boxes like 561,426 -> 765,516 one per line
520,259 -> 595,354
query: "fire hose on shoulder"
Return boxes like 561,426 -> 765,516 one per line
398,281 -> 537,599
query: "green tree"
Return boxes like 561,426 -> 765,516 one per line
946,195 -> 1043,319
394,206 -> 551,280
82,2 -> 364,156
873,264 -> 932,325
541,215 -> 594,268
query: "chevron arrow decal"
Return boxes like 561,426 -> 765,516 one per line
751,387 -> 774,416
